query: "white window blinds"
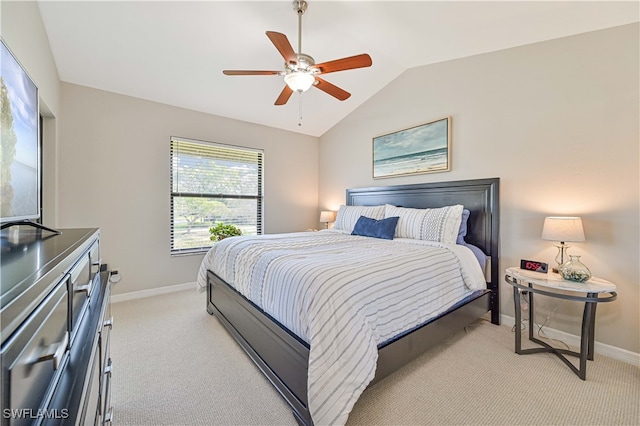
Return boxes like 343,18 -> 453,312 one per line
170,137 -> 263,255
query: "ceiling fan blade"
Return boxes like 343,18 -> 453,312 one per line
223,70 -> 281,76
314,77 -> 351,101
314,54 -> 372,74
266,31 -> 298,65
275,85 -> 294,106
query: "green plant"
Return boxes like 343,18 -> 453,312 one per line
209,222 -> 242,242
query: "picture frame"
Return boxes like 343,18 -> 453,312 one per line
373,116 -> 451,179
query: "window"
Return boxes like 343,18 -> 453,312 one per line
170,137 -> 263,255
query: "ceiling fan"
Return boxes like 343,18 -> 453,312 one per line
223,0 -> 372,106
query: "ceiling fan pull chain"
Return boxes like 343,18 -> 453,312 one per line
298,92 -> 303,127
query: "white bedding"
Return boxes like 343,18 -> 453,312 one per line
197,230 -> 485,425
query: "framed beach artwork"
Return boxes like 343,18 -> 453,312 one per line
373,117 -> 451,179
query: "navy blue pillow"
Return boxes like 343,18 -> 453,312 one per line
351,216 -> 399,240
457,209 -> 470,244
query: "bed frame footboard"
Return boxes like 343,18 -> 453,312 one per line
208,271 -> 313,425
208,271 -> 491,426
373,290 -> 490,384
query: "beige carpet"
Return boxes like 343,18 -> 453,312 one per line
110,289 -> 639,426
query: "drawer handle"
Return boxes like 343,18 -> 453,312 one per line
104,407 -> 113,423
91,259 -> 102,274
75,283 -> 92,297
103,316 -> 114,329
104,408 -> 113,423
33,332 -> 69,370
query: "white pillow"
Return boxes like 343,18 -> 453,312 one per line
384,204 -> 464,244
333,205 -> 385,233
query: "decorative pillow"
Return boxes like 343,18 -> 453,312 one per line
384,204 -> 464,244
351,216 -> 399,240
333,205 -> 385,233
384,204 -> 425,240
457,209 -> 471,244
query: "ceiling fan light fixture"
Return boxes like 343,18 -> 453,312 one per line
222,0 -> 371,106
284,71 -> 315,92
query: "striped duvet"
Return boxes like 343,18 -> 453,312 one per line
197,230 -> 486,426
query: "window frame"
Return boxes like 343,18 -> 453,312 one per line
170,136 -> 263,256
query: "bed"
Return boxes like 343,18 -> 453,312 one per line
199,178 -> 500,425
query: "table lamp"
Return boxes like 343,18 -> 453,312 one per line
541,216 -> 585,273
319,211 -> 336,229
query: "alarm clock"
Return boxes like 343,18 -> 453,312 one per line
520,259 -> 548,273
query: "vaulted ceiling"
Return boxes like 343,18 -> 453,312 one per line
38,1 -> 638,137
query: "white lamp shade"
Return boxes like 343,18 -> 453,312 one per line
541,217 -> 585,242
284,72 -> 315,92
319,210 -> 336,223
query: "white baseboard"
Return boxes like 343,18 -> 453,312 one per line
501,314 -> 639,366
111,281 -> 197,304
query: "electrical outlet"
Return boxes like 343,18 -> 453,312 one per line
109,269 -> 121,284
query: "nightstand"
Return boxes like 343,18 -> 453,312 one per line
504,267 -> 617,380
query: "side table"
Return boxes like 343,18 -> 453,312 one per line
505,267 -> 617,380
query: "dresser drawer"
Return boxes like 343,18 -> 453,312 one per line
89,240 -> 101,289
98,277 -> 112,424
79,342 -> 101,426
1,282 -> 68,426
101,357 -> 113,425
99,281 -> 112,378
68,241 -> 99,343
41,269 -> 105,426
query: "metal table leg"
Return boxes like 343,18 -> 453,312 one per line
514,286 -> 522,353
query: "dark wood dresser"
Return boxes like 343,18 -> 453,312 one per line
1,228 -> 113,425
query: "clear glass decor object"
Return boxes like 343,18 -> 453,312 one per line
560,255 -> 592,282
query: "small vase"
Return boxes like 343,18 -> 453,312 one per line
559,255 -> 592,282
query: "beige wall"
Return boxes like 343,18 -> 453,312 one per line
58,83 -> 318,295
319,24 -> 639,354
2,1 -> 61,226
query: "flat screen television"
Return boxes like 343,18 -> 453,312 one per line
0,39 -> 47,231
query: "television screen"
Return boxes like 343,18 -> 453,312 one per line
1,39 -> 40,223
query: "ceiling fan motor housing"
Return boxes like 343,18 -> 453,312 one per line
290,53 -> 315,71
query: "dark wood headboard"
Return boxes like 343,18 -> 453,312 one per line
346,178 -> 500,324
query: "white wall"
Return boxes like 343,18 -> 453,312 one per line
319,24 -> 639,354
58,83 -> 318,295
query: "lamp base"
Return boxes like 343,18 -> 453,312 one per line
553,242 -> 570,274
